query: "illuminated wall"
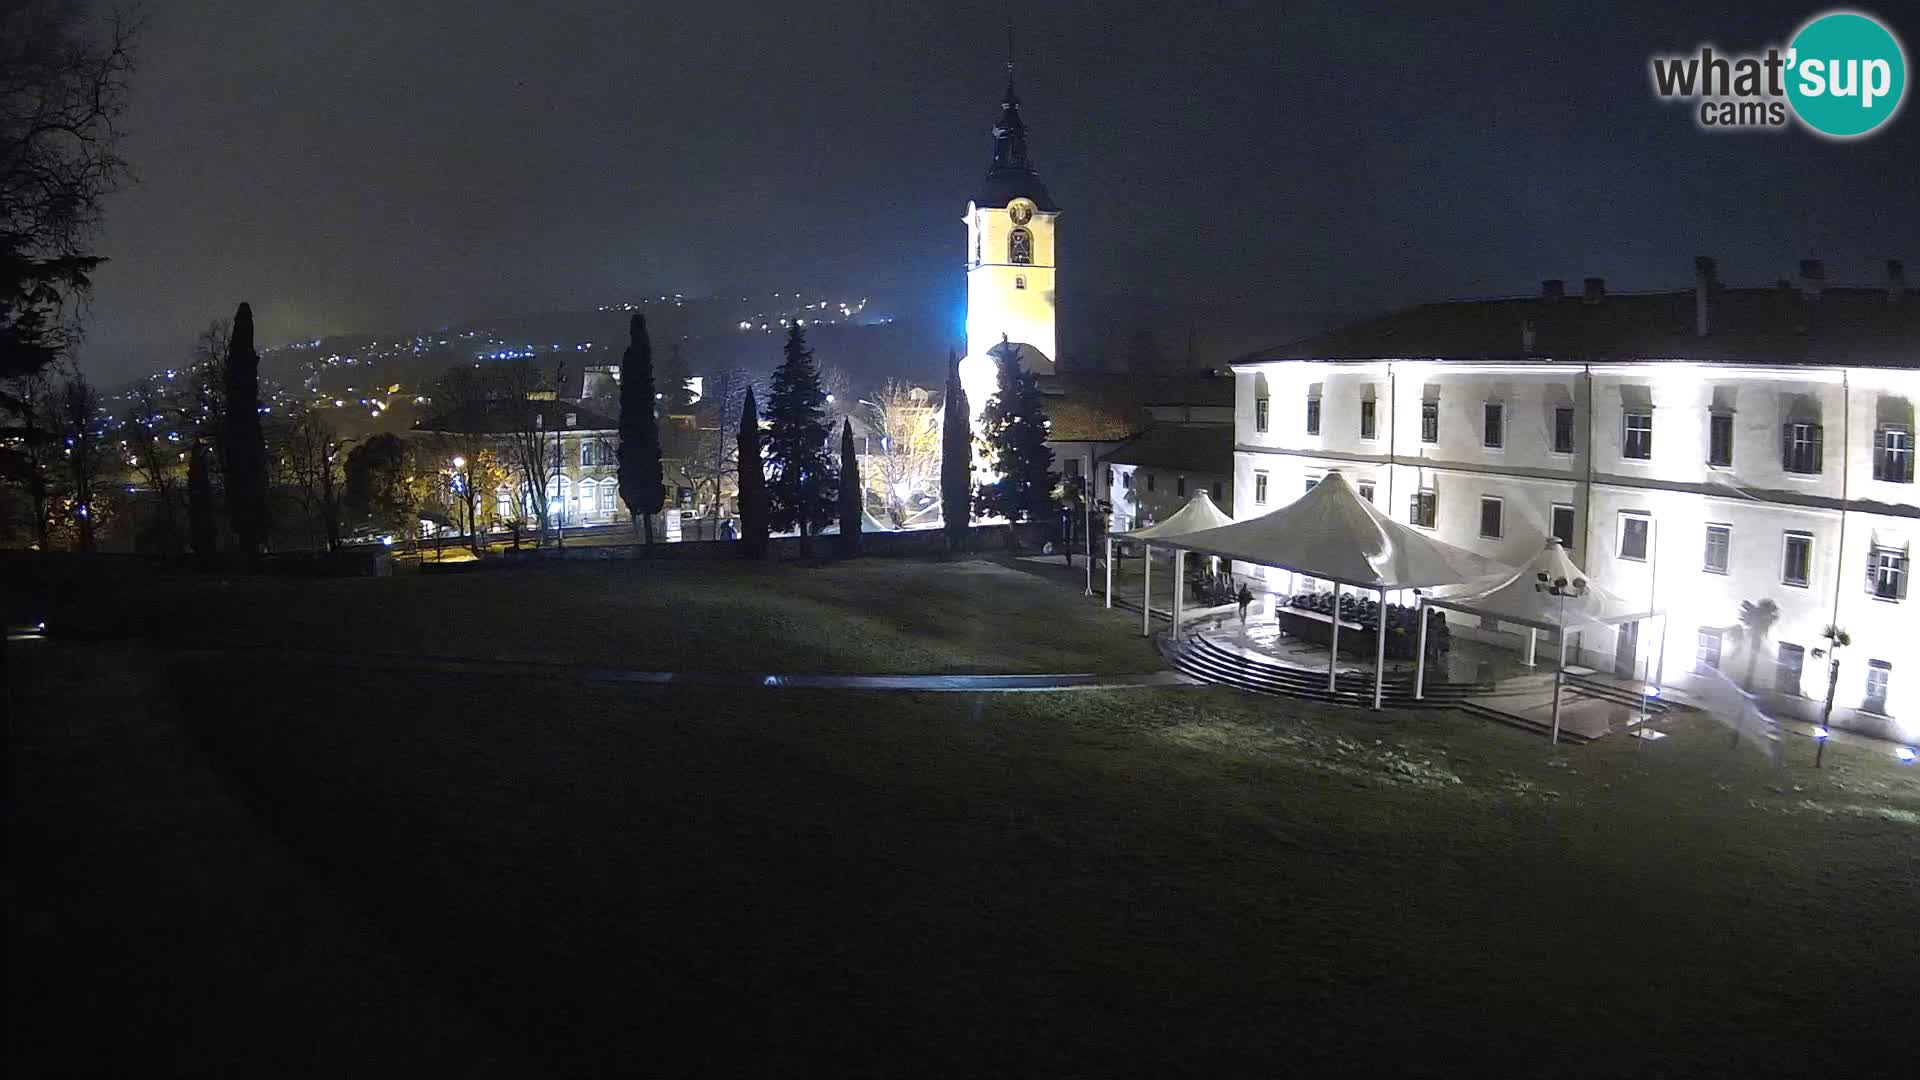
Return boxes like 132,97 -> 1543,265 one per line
1233,357 -> 1920,742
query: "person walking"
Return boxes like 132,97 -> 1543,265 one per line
1236,582 -> 1254,623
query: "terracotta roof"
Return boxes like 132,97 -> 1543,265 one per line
413,397 -> 619,435
1039,373 -> 1234,443
1102,423 -> 1233,472
1258,285 -> 1920,366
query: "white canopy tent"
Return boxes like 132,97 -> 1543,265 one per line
1107,491 -> 1237,637
1153,472 -> 1507,709
1423,539 -> 1663,742
821,508 -> 898,535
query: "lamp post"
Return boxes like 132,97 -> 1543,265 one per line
1535,571 -> 1589,746
1811,624 -> 1850,767
451,455 -> 470,552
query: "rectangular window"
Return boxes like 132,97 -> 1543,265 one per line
1695,628 -> 1723,674
1553,406 -> 1576,454
1865,660 -> 1892,714
601,485 -> 617,512
1410,488 -> 1437,529
1210,481 -> 1222,502
1253,471 -> 1268,505
1420,400 -> 1439,444
580,441 -> 596,467
1304,473 -> 1321,494
1775,643 -> 1805,695
1305,396 -> 1321,436
1875,426 -> 1913,483
1703,524 -> 1731,575
1121,471 -> 1133,490
1062,457 -> 1081,478
1478,496 -> 1503,539
1360,399 -> 1377,440
1146,473 -> 1155,493
1623,410 -> 1653,460
1254,396 -> 1269,433
1357,481 -> 1375,504
1871,546 -> 1907,600
1551,504 -> 1576,550
1782,422 -> 1823,475
1483,402 -> 1504,449
1782,532 -> 1812,588
1620,514 -> 1650,561
1709,412 -> 1734,467
1176,475 -> 1187,497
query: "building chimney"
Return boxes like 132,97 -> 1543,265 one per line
1694,255 -> 1719,338
1889,258 -> 1907,300
1521,319 -> 1537,353
1799,258 -> 1825,300
1582,277 -> 1605,304
1541,279 -> 1565,298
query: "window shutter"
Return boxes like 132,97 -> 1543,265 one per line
1781,424 -> 1792,470
1409,492 -> 1419,521
1868,548 -> 1879,594
1812,425 -> 1824,473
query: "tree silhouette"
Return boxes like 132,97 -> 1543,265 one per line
836,417 -> 860,556
940,350 -> 970,552
736,387 -> 767,558
764,324 -> 835,556
617,313 -> 665,544
221,303 -> 269,556
977,343 -> 1056,523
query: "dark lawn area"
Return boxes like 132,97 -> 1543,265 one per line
19,555 -> 1159,675
10,629 -> 1920,1076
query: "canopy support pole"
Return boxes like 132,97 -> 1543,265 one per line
1414,597 -> 1430,700
1525,628 -> 1538,667
1372,586 -> 1388,710
1104,536 -> 1113,609
1328,582 -> 1341,692
1653,612 -> 1668,688
1551,625 -> 1569,746
1141,543 -> 1152,637
1171,549 -> 1186,640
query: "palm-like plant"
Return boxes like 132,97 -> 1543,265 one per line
1812,624 -> 1852,731
1732,598 -> 1781,691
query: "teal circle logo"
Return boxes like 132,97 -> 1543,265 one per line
1787,11 -> 1907,138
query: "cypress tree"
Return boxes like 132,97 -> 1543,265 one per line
764,323 -> 836,557
222,302 -> 269,555
616,313 -> 666,544
736,387 -> 768,558
977,346 -> 1057,523
188,439 -> 216,564
836,417 -> 861,556
940,349 -> 971,552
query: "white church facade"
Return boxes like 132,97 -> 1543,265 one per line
1232,262 -> 1920,744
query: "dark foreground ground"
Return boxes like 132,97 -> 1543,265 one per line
7,559 -> 1920,1076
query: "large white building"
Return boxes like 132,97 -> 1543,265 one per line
1233,260 -> 1920,742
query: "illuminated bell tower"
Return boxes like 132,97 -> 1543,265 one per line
960,52 -> 1058,441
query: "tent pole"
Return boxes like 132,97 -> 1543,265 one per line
1104,536 -> 1113,609
1171,549 -> 1186,640
1372,586 -> 1387,710
1328,582 -> 1341,692
1525,627 -> 1538,667
1141,544 -> 1152,637
1654,612 -> 1668,688
1551,623 -> 1569,746
1414,598 -> 1430,700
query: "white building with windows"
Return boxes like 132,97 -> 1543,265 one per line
1232,259 -> 1920,742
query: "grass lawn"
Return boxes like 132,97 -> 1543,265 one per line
26,555 -> 1162,675
13,622 -> 1920,1075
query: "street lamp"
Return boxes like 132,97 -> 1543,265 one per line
1534,571 -> 1588,746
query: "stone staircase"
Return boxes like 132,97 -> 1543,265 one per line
1158,632 -> 1489,710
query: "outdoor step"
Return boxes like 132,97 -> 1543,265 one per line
1161,637 -> 1468,708
1182,636 -> 1485,700
1454,701 -> 1598,744
1564,674 -> 1675,714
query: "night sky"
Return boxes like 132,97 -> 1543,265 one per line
85,0 -> 1919,379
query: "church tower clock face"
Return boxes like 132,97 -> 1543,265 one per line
1008,199 -> 1034,225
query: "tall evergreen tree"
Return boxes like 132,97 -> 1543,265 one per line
188,439 -> 216,563
764,323 -> 836,556
221,302 -> 269,554
940,349 -> 971,552
616,313 -> 666,544
836,417 -> 861,556
736,387 -> 768,558
977,347 -> 1056,523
